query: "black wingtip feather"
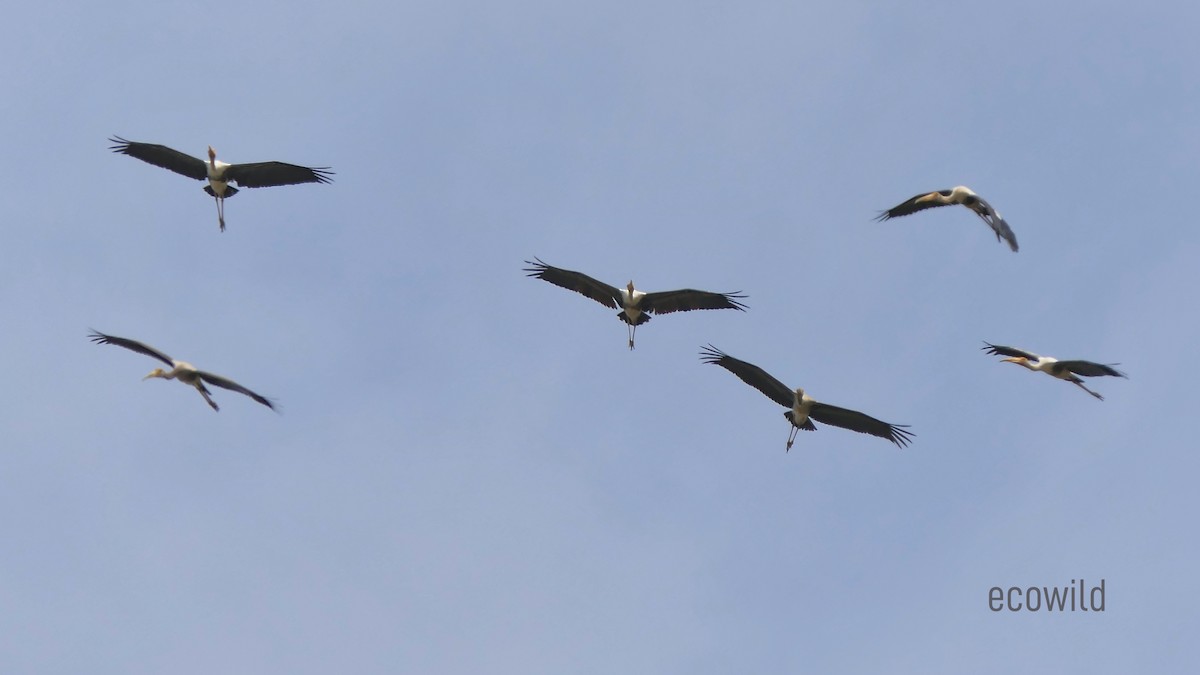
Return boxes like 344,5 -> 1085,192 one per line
889,425 -> 916,448
725,293 -> 750,311
980,341 -> 1009,356
108,136 -> 131,153
522,257 -> 550,277
699,344 -> 727,365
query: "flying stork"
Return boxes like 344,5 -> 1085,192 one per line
109,136 -> 333,231
524,258 -> 748,349
876,185 -> 1019,252
982,342 -> 1126,400
89,331 -> 275,411
700,345 -> 914,450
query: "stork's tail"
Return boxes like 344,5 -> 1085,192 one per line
617,311 -> 651,326
784,411 -> 817,431
204,185 -> 239,198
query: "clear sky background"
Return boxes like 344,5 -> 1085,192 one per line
2,1 -> 1197,672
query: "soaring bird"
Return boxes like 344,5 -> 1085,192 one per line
89,331 -> 275,411
524,258 -> 748,349
982,342 -> 1126,400
109,136 -> 333,231
877,185 -> 1018,252
700,345 -> 914,450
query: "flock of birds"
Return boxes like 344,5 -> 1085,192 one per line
522,189 -> 1126,451
92,137 -> 338,412
94,136 -> 1127,450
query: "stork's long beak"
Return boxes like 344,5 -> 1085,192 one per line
207,145 -> 217,166
1000,357 -> 1020,365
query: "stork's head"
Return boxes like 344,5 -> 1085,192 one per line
207,146 -> 217,166
627,280 -> 635,294
793,387 -> 806,402
1001,356 -> 1035,370
143,368 -> 166,381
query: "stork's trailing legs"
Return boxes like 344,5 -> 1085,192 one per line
214,197 -> 226,232
195,384 -> 220,410
1072,379 -> 1104,401
786,425 -> 800,451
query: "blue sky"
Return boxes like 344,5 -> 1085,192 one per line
2,1 -> 1198,672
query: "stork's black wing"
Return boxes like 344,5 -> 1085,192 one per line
197,371 -> 276,410
109,137 -> 208,181
874,190 -> 953,221
973,197 -> 1019,252
809,402 -> 914,448
523,258 -> 622,309
641,289 -> 748,315
1055,361 -> 1127,379
88,330 -> 175,368
224,161 -> 334,188
700,345 -> 794,409
981,342 -> 1041,360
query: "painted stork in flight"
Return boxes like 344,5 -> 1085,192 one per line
109,136 -> 333,232
876,186 -> 1019,252
524,258 -> 748,349
982,342 -> 1126,400
89,331 -> 275,411
700,345 -> 914,450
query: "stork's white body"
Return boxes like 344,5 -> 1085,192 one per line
205,147 -> 234,229
789,389 -> 813,427
205,156 -> 233,196
143,360 -> 219,410
159,360 -> 196,377
783,389 -> 818,448
926,185 -> 976,206
1025,357 -> 1066,378
619,285 -> 647,323
618,282 -> 649,348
